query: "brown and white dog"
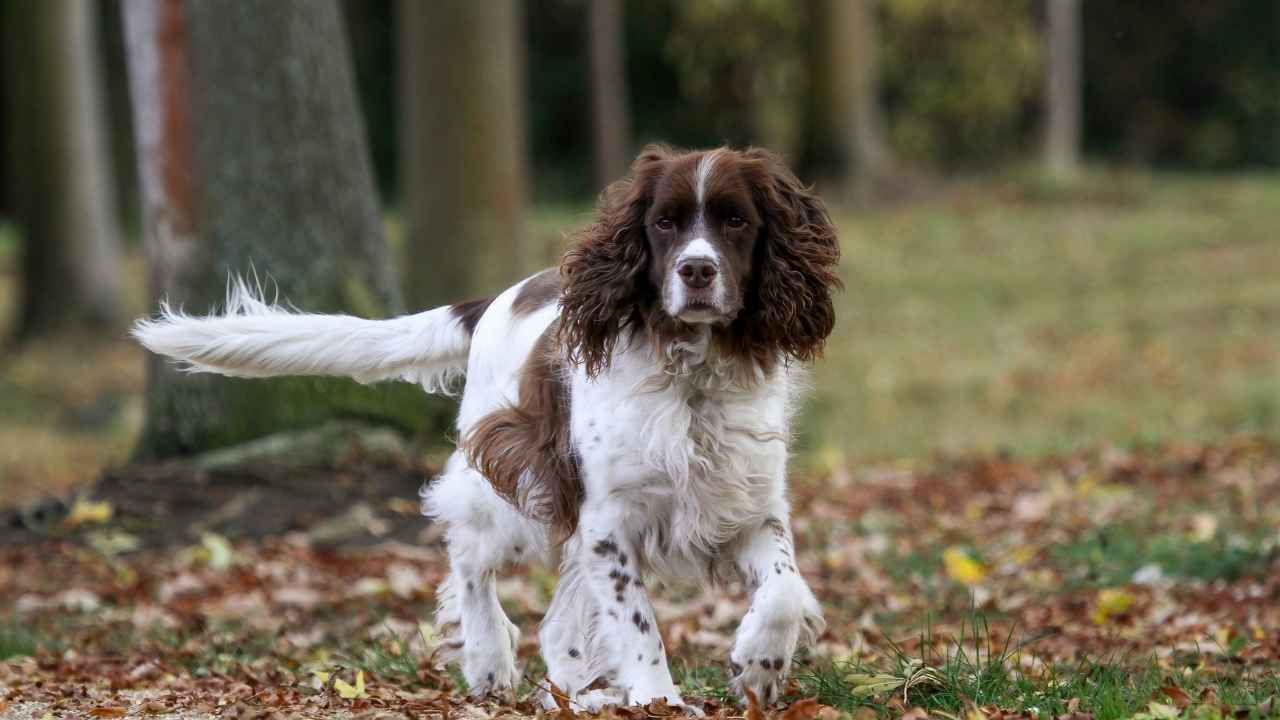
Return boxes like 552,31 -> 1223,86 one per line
134,145 -> 841,712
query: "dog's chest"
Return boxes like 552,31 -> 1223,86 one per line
570,356 -> 790,562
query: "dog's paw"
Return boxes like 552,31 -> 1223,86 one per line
730,653 -> 790,707
463,631 -> 520,698
730,598 -> 800,705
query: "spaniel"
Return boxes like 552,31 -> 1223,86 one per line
133,145 -> 841,712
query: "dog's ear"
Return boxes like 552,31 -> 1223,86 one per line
558,145 -> 672,376
740,148 -> 842,363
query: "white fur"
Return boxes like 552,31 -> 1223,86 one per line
695,150 -> 720,205
132,276 -> 471,393
134,270 -> 824,710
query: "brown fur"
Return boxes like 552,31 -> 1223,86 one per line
558,145 -> 840,380
463,322 -> 584,539
450,297 -> 494,335
511,268 -> 562,317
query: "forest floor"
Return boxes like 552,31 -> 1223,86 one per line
1,173 -> 1279,718
0,436 -> 1277,719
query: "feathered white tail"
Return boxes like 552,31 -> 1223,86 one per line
131,277 -> 472,394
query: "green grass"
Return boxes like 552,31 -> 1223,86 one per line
791,613 -> 1279,720
0,622 -> 43,660
795,172 -> 1280,464
1052,524 -> 1275,588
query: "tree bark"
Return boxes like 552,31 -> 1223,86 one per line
1043,0 -> 1082,178
398,0 -> 528,310
803,0 -> 890,200
5,0 -> 123,340
124,0 -> 428,459
587,0 -> 631,188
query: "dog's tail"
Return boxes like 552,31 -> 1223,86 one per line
131,277 -> 476,394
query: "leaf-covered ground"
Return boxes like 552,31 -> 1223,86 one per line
2,438 -> 1277,719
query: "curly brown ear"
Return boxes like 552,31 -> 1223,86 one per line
741,148 -> 842,363
558,145 -> 671,376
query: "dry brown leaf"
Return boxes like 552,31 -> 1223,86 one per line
89,708 -> 128,719
744,688 -> 766,720
1160,686 -> 1191,710
780,698 -> 821,720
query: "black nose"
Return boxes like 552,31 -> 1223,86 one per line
677,258 -> 717,289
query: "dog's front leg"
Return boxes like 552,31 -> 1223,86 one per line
576,500 -> 692,711
730,512 -> 825,706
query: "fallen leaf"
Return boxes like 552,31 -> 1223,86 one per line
89,707 -> 128,718
334,670 -> 366,699
201,532 -> 235,571
1092,588 -> 1136,624
1161,685 -> 1191,710
744,688 -> 766,720
66,498 -> 113,527
943,547 -> 987,585
781,698 -> 822,720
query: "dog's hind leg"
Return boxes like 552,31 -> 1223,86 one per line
421,452 -> 547,697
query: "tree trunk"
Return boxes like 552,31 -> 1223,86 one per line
803,0 -> 890,201
587,0 -> 631,188
124,0 -> 429,459
1043,0 -> 1082,178
398,0 -> 528,310
5,0 -> 123,340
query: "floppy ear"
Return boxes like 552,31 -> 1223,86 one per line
558,145 -> 671,377
740,148 -> 842,363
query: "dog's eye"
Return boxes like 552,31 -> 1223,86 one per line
654,217 -> 675,231
726,215 -> 747,229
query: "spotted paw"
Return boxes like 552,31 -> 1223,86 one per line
463,634 -> 519,698
730,655 -> 790,706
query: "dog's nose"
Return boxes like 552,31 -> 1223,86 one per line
677,258 -> 717,289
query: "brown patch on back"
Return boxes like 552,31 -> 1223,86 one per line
511,269 -> 562,317
462,321 -> 582,540
449,297 -> 494,335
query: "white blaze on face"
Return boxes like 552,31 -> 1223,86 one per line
694,149 -> 720,206
666,150 -> 728,322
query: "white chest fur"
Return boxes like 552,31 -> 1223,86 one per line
569,333 -> 795,583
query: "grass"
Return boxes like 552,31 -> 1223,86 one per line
0,622 -> 43,660
1052,524 -> 1275,588
793,613 -> 1280,720
801,172 -> 1280,465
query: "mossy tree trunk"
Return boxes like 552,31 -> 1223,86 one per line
124,0 -> 433,459
587,0 -> 631,189
802,0 -> 891,203
5,0 -> 124,340
398,0 -> 529,310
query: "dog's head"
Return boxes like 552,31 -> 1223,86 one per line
559,145 -> 841,376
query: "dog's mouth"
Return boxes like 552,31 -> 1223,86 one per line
672,299 -> 740,325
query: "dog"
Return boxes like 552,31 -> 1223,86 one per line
133,145 -> 840,712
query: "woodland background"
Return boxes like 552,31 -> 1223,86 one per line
0,2 -> 1278,718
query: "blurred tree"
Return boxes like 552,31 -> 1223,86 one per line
587,0 -> 632,187
1083,1 -> 1280,168
341,0 -> 397,200
124,0 -> 430,458
1043,0 -> 1082,177
802,0 -> 891,200
880,0 -> 1041,168
4,0 -> 123,340
665,0 -> 806,155
398,0 -> 528,309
